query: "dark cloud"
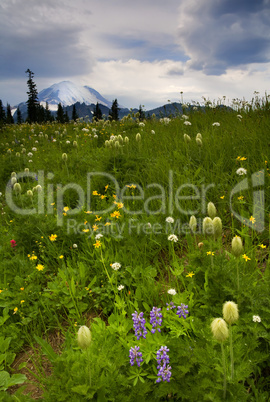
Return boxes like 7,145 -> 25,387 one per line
177,0 -> 270,74
0,0 -> 94,79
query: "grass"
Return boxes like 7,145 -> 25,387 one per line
0,98 -> 269,401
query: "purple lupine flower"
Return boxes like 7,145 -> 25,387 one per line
156,364 -> 172,383
150,307 -> 163,333
156,346 -> 171,382
156,346 -> 170,369
132,311 -> 147,340
166,301 -> 176,311
129,346 -> 143,367
176,303 -> 189,319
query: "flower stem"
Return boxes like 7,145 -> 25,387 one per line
221,343 -> 227,400
229,323 -> 234,380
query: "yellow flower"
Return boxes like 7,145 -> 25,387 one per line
100,195 -> 106,200
240,157 -> 247,161
50,202 -> 55,206
49,234 -> 57,241
93,240 -> 102,248
95,215 -> 102,221
117,202 -> 124,209
207,251 -> 215,256
92,224 -> 98,231
84,210 -> 92,214
20,287 -> 24,291
186,271 -> 195,277
36,264 -> 45,271
105,185 -> 109,191
30,255 -> 37,261
63,206 -> 69,212
242,254 -> 251,261
13,307 -> 18,314
220,195 -> 225,199
259,244 -> 266,249
111,211 -> 121,219
82,228 -> 89,233
92,191 -> 99,196
104,222 -> 111,226
0,289 -> 2,293
238,195 -> 244,200
59,255 -> 64,259
20,300 -> 25,304
249,216 -> 256,223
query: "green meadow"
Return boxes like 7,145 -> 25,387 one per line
0,98 -> 269,401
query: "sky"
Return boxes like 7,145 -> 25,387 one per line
1,0 -> 270,110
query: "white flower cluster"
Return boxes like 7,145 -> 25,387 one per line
166,217 -> 174,223
111,262 -> 121,271
236,168 -> 247,176
168,234 -> 178,242
253,315 -> 261,323
167,288 -> 177,295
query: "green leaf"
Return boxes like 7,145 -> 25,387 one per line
33,335 -> 58,363
0,371 -> 9,390
6,373 -> 27,388
71,384 -> 89,395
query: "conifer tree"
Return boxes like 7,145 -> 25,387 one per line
93,102 -> 102,120
0,100 -> 6,124
138,105 -> 145,121
25,69 -> 39,122
16,107 -> 23,124
6,104 -> 14,124
72,104 -> 79,121
45,102 -> 53,122
56,103 -> 65,123
109,99 -> 120,121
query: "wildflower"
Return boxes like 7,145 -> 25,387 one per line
95,233 -> 103,240
136,133 -> 141,142
212,122 -> 220,126
207,251 -> 215,256
249,216 -> 256,224
49,234 -> 57,241
129,346 -> 143,367
29,255 -> 37,261
118,285 -> 124,291
259,244 -> 266,249
10,239 -> 17,248
176,303 -> 189,319
73,244 -> 78,248
132,311 -> 147,340
236,168 -> 247,176
238,195 -> 244,200
184,121 -> 192,126
27,190 -> 33,198
156,346 -> 171,383
203,217 -> 214,236
157,364 -> 172,383
253,315 -> 261,323
111,262 -> 121,271
213,217 -> 222,238
189,215 -> 197,233
220,195 -> 225,199
166,301 -> 176,310
92,191 -> 99,196
166,217 -> 174,223
111,210 -> 121,219
168,234 -> 178,242
211,318 -> 229,342
198,242 -> 204,248
92,224 -> 98,231
62,153 -> 67,161
183,133 -> 191,143
186,271 -> 195,277
207,202 -> 216,219
20,300 -> 25,304
63,206 -> 69,212
36,264 -> 45,271
59,255 -> 64,259
0,289 -> 2,293
95,215 -> 102,221
13,307 -> 18,314
223,301 -> 239,325
167,288 -> 177,295
232,236 -> 243,257
13,183 -> 21,194
77,326 -> 92,350
242,254 -> 251,261
150,307 -> 163,333
93,240 -> 102,248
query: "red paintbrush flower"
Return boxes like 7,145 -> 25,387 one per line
10,240 -> 17,248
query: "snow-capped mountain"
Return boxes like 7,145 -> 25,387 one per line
38,81 -> 112,110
